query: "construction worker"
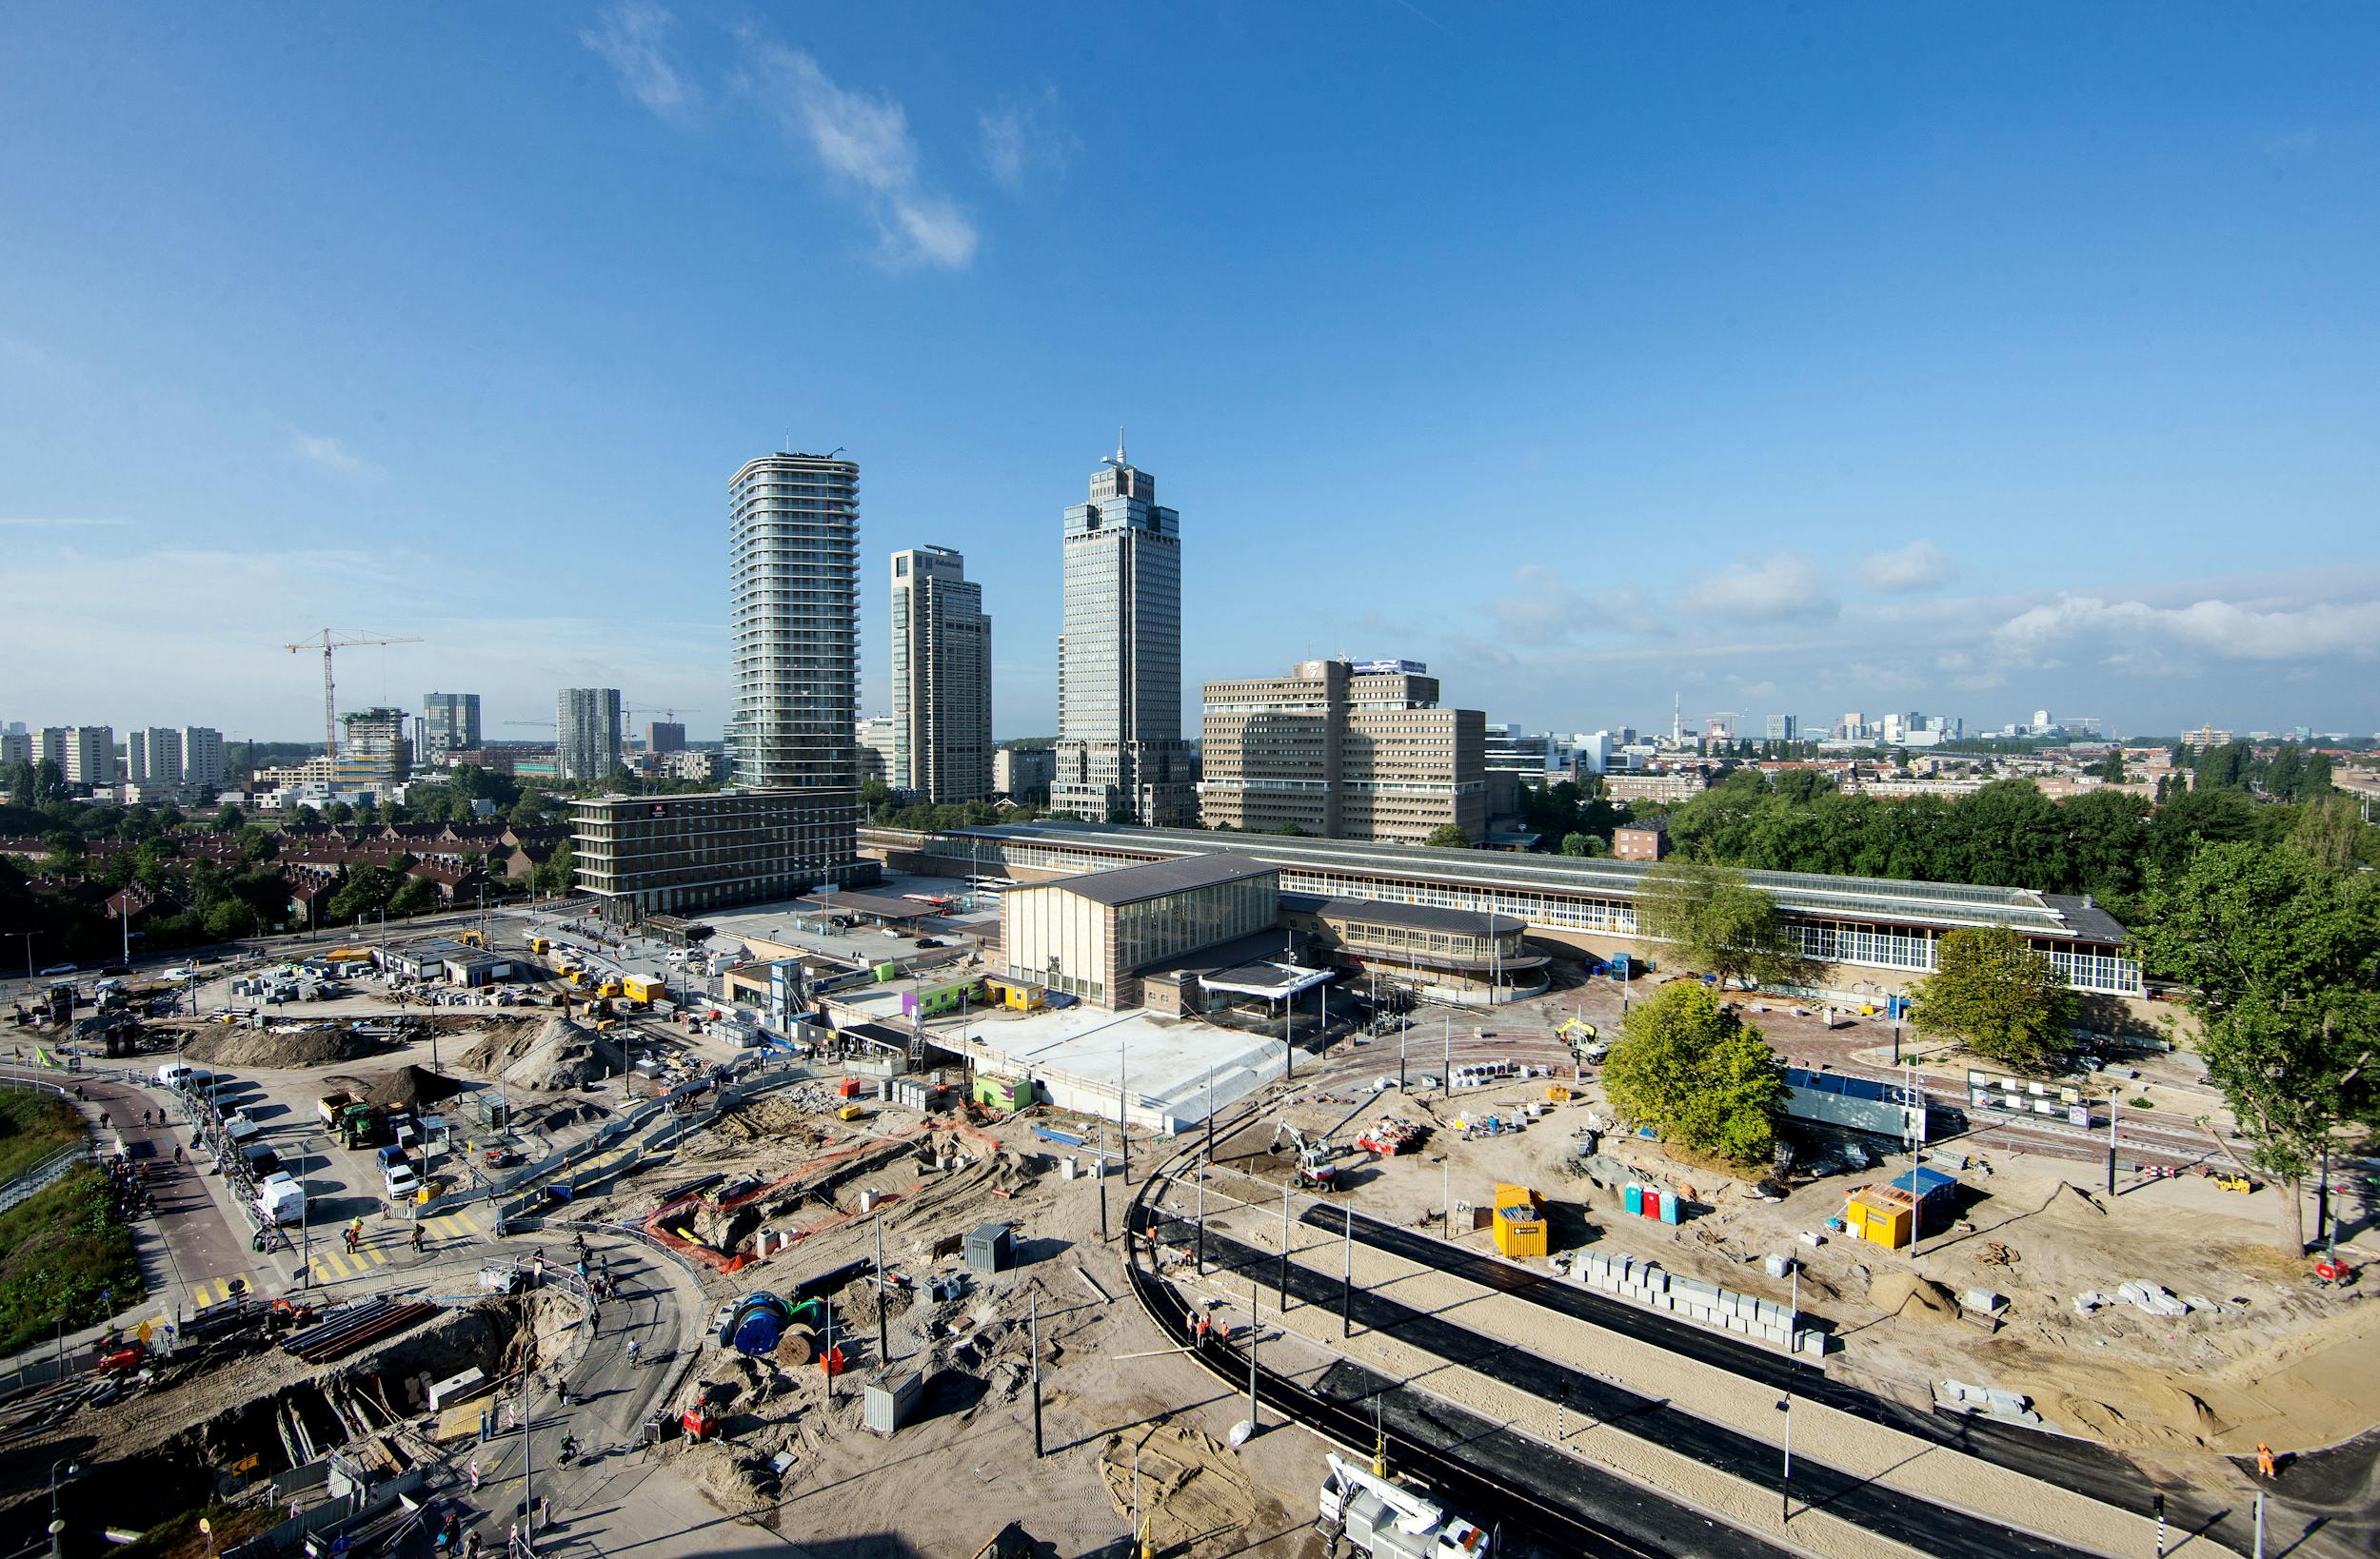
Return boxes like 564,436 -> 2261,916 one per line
2257,1442 -> 2278,1479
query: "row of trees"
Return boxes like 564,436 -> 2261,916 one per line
1641,771 -> 2377,910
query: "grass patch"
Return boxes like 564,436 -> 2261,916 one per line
112,1504 -> 279,1559
0,1088 -> 87,1183
0,1166 -> 144,1353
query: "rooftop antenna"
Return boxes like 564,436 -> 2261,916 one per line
1103,427 -> 1127,469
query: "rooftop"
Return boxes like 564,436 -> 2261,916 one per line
1282,893 -> 1524,938
936,821 -> 2130,943
1026,853 -> 1279,908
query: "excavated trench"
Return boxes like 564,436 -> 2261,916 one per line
4,1304 -> 536,1556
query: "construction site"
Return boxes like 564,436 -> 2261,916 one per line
3,894 -> 2375,1559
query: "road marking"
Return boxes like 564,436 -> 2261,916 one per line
190,1273 -> 256,1308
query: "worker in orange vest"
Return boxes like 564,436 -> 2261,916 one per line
2256,1442 -> 2278,1479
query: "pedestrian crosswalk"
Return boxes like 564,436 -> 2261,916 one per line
306,1204 -> 489,1283
188,1273 -> 256,1309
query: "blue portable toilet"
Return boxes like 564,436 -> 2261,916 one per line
1623,1183 -> 1644,1216
1658,1190 -> 1680,1225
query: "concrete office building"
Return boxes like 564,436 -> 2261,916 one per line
1199,660 -> 1485,844
0,731 -> 29,768
645,720 -> 686,756
557,688 -> 624,782
1051,436 -> 1196,826
65,726 -> 115,788
1483,722 -> 1554,784
1766,715 -> 1798,742
571,789 -> 864,918
889,545 -> 992,803
421,693 -> 482,763
994,746 -> 1056,804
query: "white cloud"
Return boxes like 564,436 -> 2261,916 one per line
581,0 -> 697,122
1994,594 -> 2380,664
288,430 -> 382,480
1487,564 -> 1587,645
1693,552 -> 1836,621
745,44 -> 977,269
979,88 -> 1076,193
1858,539 -> 1956,593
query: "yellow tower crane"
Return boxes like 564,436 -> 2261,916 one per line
284,630 -> 423,760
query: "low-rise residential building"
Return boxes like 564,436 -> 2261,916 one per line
1613,817 -> 1670,860
1602,769 -> 1710,804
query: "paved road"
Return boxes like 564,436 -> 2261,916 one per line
1175,1215 -> 2100,1559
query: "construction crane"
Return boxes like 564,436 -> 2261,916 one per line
284,630 -> 422,761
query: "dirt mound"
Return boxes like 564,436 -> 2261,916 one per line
835,1273 -> 916,1330
1099,1424 -> 1256,1552
2050,1383 -> 2231,1450
1868,1271 -> 1960,1325
358,1064 -> 464,1109
2038,1182 -> 2110,1223
181,1026 -> 392,1068
470,1016 -> 621,1093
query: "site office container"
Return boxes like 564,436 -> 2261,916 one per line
1491,1183 -> 1546,1258
1845,1189 -> 1914,1250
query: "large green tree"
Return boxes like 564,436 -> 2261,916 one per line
1634,858 -> 1812,989
2136,842 -> 2380,1248
1602,981 -> 1788,1165
1908,925 -> 2073,1072
1423,823 -> 1472,849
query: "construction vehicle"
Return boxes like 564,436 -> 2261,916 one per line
836,1103 -> 867,1122
528,936 -> 551,956
596,977 -> 623,999
1272,1121 -> 1337,1192
334,1102 -> 383,1149
1318,1452 -> 1490,1559
459,930 -> 485,948
2212,1173 -> 2254,1194
316,1090 -> 358,1128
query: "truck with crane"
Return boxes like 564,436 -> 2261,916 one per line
1317,1453 -> 1491,1558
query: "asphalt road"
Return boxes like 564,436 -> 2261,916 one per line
1171,1215 -> 2100,1559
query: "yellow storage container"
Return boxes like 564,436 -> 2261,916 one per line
1845,1191 -> 1914,1250
1491,1183 -> 1547,1258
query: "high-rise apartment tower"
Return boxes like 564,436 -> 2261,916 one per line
421,693 -> 482,763
889,545 -> 992,803
556,689 -> 623,782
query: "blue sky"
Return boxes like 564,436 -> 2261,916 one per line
4,3 -> 2376,745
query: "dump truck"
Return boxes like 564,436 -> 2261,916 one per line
1318,1453 -> 1490,1559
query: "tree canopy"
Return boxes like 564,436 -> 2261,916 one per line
2136,840 -> 2380,1246
1423,823 -> 1473,849
1602,981 -> 1788,1166
1634,858 -> 1812,990
1908,925 -> 2073,1072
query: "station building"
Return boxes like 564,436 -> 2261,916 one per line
871,819 -> 2142,999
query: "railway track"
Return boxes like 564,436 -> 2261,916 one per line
1121,1098 -> 1792,1557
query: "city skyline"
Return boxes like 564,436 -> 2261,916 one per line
4,5 -> 2377,741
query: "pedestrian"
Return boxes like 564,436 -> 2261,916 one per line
2257,1441 -> 2278,1479
536,1496 -> 549,1530
625,1335 -> 640,1367
411,1225 -> 426,1253
100,1111 -> 110,1129
506,1522 -> 517,1557
557,1379 -> 571,1407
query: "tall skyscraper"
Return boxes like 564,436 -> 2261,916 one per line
181,727 -> 226,794
557,689 -> 624,781
724,451 -> 860,872
421,692 -> 482,763
889,545 -> 992,803
645,720 -> 686,755
1051,435 -> 1196,825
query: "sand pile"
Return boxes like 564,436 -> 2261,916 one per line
465,1016 -> 621,1093
1098,1424 -> 1256,1553
182,1027 -> 391,1068
834,1273 -> 916,1330
359,1063 -> 464,1109
1868,1271 -> 1961,1326
2038,1182 -> 2110,1223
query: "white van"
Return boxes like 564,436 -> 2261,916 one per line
383,1163 -> 421,1202
257,1174 -> 305,1224
157,1060 -> 194,1089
